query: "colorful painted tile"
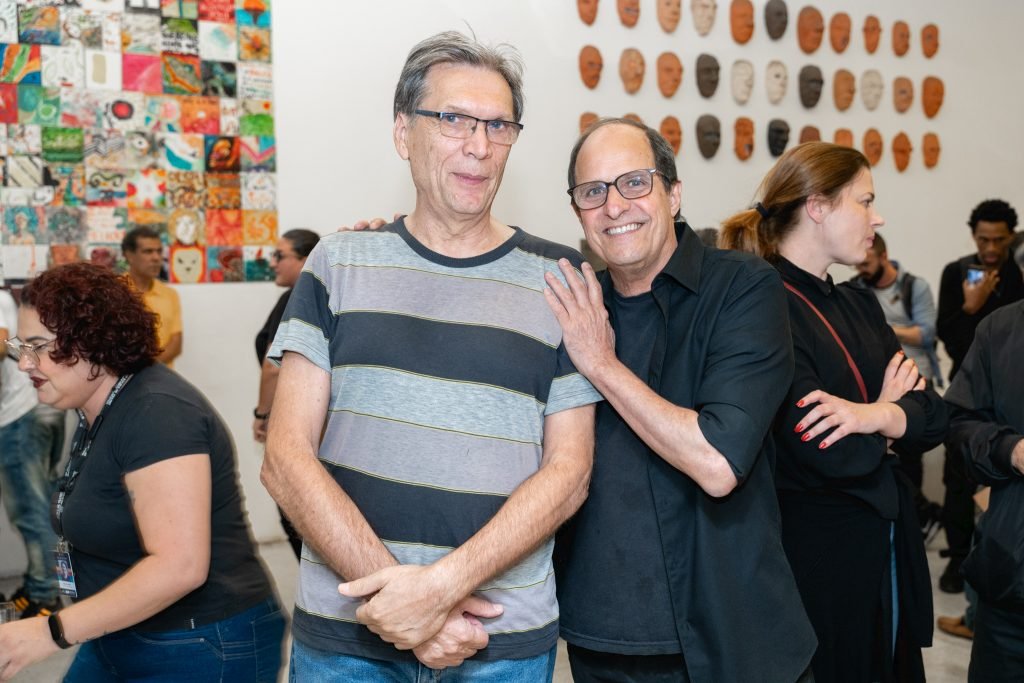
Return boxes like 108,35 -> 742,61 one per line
84,49 -> 122,90
126,167 -> 165,208
3,206 -> 47,244
2,244 -> 50,278
237,62 -> 270,101
126,207 -> 169,235
235,0 -> 268,28
218,95 -> 237,134
197,20 -> 235,61
1,185 -> 54,206
46,206 -> 87,242
198,0 -> 233,23
206,245 -> 242,281
167,207 -> 202,243
60,9 -> 105,49
127,0 -> 163,13
81,0 -> 127,12
205,207 -> 239,244
240,170 -> 272,209
50,242 -> 82,266
200,59 -> 234,97
0,3 -> 17,43
8,124 -> 42,154
0,44 -> 42,84
100,92 -> 146,130
0,83 -> 18,123
161,17 -> 198,54
161,0 -> 198,20
180,94 -> 218,133
203,133 -> 237,172
122,13 -> 162,54
85,206 -> 129,243
165,169 -> 204,208
239,134 -> 273,171
122,53 -> 163,93
18,6 -> 61,45
241,208 -> 274,245
169,243 -> 205,281
143,94 -> 181,131
158,131 -> 203,170
124,130 -> 160,169
237,25 -> 268,62
17,84 -> 59,125
41,45 -> 85,87
5,154 -> 44,186
84,244 -> 122,270
41,126 -> 84,163
243,243 -> 272,280
85,167 -> 129,206
161,51 -> 200,94
59,88 -> 103,128
204,171 -> 238,208
83,128 -> 127,168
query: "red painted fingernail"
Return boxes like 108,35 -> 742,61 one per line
794,424 -> 803,432
819,441 -> 828,449
801,433 -> 811,442
796,400 -> 804,407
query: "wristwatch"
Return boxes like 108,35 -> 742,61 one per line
48,612 -> 72,649
253,408 -> 270,419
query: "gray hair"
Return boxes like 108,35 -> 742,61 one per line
393,31 -> 525,122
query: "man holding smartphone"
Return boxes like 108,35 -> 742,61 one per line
935,199 -> 1024,604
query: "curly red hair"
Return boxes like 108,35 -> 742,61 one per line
21,263 -> 160,375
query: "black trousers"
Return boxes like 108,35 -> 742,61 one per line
969,600 -> 1024,682
942,446 -> 976,559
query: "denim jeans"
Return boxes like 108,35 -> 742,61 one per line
0,407 -> 59,601
63,598 -> 285,682
290,639 -> 557,682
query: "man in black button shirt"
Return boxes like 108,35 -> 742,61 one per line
936,199 -> 1024,597
544,118 -> 816,682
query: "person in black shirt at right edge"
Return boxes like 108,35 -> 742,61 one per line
935,199 -> 1024,602
720,142 -> 948,683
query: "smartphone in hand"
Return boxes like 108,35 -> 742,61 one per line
966,266 -> 986,286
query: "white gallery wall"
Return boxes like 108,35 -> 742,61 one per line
4,0 -> 1024,575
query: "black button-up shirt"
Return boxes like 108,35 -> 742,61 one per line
556,224 -> 817,683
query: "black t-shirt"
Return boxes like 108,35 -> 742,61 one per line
60,364 -> 273,632
255,289 -> 292,363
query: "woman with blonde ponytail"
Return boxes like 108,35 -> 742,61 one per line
722,142 -> 947,683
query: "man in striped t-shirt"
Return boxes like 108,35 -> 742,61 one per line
263,31 -> 600,681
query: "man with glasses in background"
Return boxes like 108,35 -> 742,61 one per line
121,227 -> 183,368
0,293 -> 61,619
262,31 -> 599,680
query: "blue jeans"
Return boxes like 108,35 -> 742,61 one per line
290,639 -> 557,682
0,408 -> 59,601
63,598 -> 285,682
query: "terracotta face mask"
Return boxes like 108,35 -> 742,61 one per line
833,68 -> 855,111
892,132 -> 912,172
696,53 -> 720,98
764,0 -> 787,40
767,119 -> 789,157
799,65 -> 823,108
797,6 -> 824,54
921,23 -> 939,58
617,0 -> 640,27
731,59 -> 754,104
619,48 -> 645,94
799,125 -> 820,143
579,45 -> 603,89
696,114 -> 721,159
734,117 -> 754,161
833,128 -> 853,148
922,76 -> 944,118
893,76 -> 913,114
578,0 -> 598,25
660,115 -> 682,155
863,15 -> 881,54
657,0 -> 681,33
892,20 -> 910,56
579,111 -> 599,134
829,12 -> 851,53
730,0 -> 754,44
691,0 -> 717,36
863,128 -> 883,166
765,60 -> 787,104
860,69 -> 883,111
922,132 -> 941,169
623,112 -> 644,124
657,52 -> 683,98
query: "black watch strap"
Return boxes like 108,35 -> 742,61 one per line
48,612 -> 72,649
253,408 -> 270,419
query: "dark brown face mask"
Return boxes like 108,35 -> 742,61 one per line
730,0 -> 755,44
764,0 -> 787,40
799,65 -> 824,108
797,6 -> 824,54
696,53 -> 720,98
767,119 -> 790,157
799,125 -> 820,143
696,114 -> 721,159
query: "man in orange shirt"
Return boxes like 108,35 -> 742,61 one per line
122,228 -> 183,367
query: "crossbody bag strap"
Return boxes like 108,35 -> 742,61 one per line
783,282 -> 869,403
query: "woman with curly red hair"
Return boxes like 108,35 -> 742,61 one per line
0,263 -> 283,681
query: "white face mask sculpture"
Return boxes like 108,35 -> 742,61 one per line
691,0 -> 717,36
765,60 -> 787,104
731,59 -> 754,104
860,69 -> 883,111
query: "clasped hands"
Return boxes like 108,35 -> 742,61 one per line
793,350 -> 925,448
338,564 -> 503,670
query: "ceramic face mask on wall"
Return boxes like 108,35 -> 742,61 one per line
764,0 -> 787,40
921,23 -> 939,58
578,0 -> 598,25
893,76 -> 913,113
696,114 -> 721,159
579,111 -> 599,134
658,0 -> 681,32
799,125 -> 820,143
579,45 -> 603,89
734,117 -> 754,160
922,76 -> 944,118
833,68 -> 855,111
799,65 -> 823,108
731,59 -> 754,104
618,0 -> 640,27
797,6 -> 824,54
767,119 -> 790,157
892,20 -> 910,56
619,48 -> 645,94
892,132 -> 912,172
660,115 -> 682,155
765,60 -> 787,104
691,0 -> 718,36
730,0 -> 754,44
922,132 -> 941,168
833,128 -> 853,148
863,15 -> 881,54
696,53 -> 720,98
863,128 -> 883,166
829,12 -> 851,53
860,69 -> 883,111
657,51 -> 683,97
